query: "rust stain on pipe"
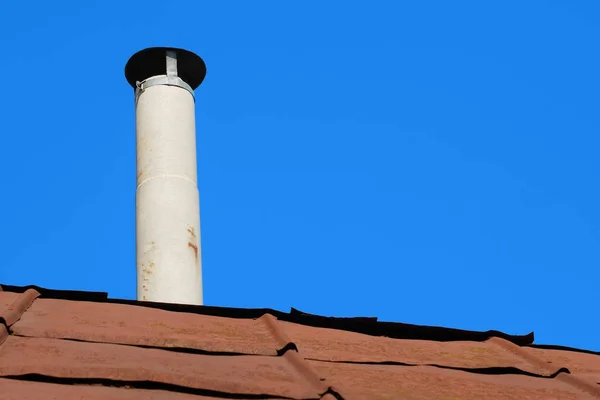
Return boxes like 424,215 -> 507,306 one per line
188,242 -> 199,264
141,262 -> 154,276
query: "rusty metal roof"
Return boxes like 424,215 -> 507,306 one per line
1,284 -> 599,399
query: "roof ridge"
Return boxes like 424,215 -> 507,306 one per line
1,283 -> 532,346
260,314 -> 346,399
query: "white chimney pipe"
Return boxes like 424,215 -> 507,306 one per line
125,47 -> 206,305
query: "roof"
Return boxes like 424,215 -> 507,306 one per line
1,284 -> 599,399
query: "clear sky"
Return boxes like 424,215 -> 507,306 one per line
1,1 -> 598,351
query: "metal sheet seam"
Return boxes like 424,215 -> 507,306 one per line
0,289 -> 40,346
556,371 -> 600,398
259,314 -> 332,397
137,173 -> 198,190
489,337 -> 600,398
259,314 -> 291,349
0,324 -> 8,346
135,76 -> 194,102
0,289 -> 41,327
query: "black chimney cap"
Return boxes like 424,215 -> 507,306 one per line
124,47 -> 206,90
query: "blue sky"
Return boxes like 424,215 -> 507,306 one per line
1,1 -> 599,351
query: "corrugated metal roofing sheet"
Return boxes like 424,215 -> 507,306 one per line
1,284 -> 599,399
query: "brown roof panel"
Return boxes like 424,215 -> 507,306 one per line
2,283 -> 600,399
0,335 -> 321,399
309,361 -> 589,400
279,320 -> 539,371
13,298 -> 280,355
0,378 -> 218,400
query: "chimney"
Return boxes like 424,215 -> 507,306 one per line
124,47 -> 206,305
